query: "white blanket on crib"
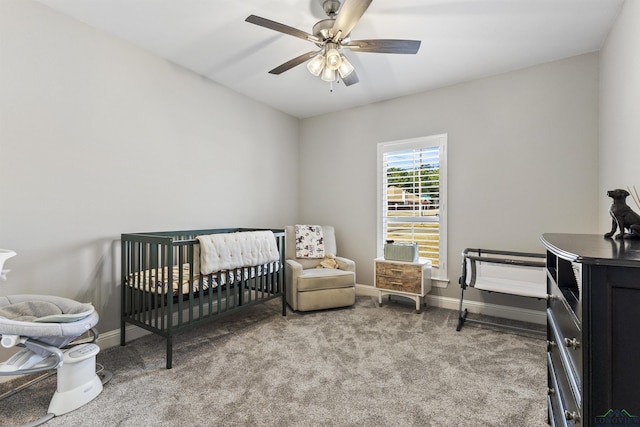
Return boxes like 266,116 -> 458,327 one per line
196,230 -> 280,275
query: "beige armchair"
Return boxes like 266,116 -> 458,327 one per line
284,225 -> 356,312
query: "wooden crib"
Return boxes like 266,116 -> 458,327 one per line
120,228 -> 286,368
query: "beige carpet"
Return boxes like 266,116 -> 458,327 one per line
1,296 -> 548,427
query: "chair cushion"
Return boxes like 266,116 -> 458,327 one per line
297,268 -> 355,292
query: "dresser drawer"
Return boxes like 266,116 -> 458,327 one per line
548,312 -> 581,404
547,351 -> 581,427
548,302 -> 582,393
547,395 -> 560,427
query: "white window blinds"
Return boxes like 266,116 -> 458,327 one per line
378,135 -> 447,275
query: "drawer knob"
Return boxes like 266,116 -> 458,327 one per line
564,410 -> 581,422
564,337 -> 580,350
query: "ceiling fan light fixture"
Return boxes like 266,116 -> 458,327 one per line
324,44 -> 342,71
307,54 -> 326,76
337,54 -> 354,78
321,66 -> 336,82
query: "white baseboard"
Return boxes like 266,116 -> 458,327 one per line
356,284 -> 545,325
97,324 -> 151,351
426,295 -> 545,325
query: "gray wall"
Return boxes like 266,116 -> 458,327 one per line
299,53 -> 600,308
0,0 -> 300,335
599,0 -> 640,228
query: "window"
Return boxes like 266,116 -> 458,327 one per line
377,134 -> 448,281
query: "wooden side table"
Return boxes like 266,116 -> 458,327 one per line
374,257 -> 432,313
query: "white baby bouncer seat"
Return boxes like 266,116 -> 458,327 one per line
0,249 -> 110,425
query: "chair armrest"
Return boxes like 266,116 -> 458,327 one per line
285,259 -> 304,303
285,259 -> 303,283
334,256 -> 356,273
286,258 -> 303,271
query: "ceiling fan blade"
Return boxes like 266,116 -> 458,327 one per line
268,51 -> 319,75
342,70 -> 360,87
331,0 -> 372,39
246,15 -> 321,43
345,39 -> 421,54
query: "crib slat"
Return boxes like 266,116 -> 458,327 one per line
217,273 -> 223,315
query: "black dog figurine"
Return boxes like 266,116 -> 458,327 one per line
604,189 -> 640,239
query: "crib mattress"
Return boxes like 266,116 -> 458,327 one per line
127,263 -> 279,296
127,264 -> 208,296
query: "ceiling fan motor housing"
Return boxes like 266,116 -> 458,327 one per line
312,19 -> 336,42
322,0 -> 342,17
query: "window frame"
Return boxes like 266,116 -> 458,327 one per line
377,134 -> 448,282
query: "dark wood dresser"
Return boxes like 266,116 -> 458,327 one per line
541,233 -> 640,427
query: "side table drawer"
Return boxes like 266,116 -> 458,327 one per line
375,274 -> 421,293
375,261 -> 422,294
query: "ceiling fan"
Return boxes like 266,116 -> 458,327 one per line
245,0 -> 421,87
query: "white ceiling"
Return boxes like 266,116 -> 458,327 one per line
35,0 -> 624,119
